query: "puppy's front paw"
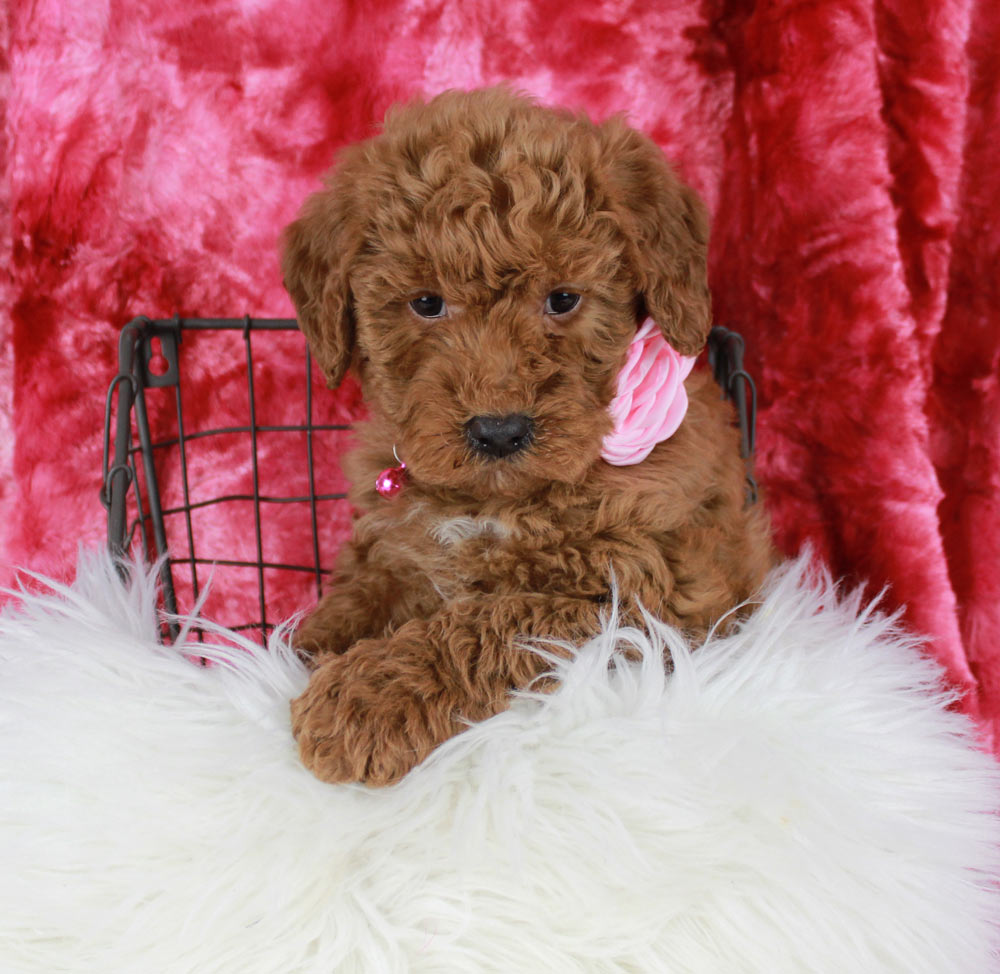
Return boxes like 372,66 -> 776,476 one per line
289,640 -> 445,786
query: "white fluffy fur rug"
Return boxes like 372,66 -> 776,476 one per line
2,553 -> 999,973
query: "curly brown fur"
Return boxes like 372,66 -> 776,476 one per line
282,87 -> 773,786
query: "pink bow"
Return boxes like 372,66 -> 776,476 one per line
601,318 -> 696,466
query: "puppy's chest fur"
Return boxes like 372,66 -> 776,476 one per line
363,495 -> 613,603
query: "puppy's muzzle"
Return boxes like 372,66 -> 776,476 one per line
464,414 -> 534,459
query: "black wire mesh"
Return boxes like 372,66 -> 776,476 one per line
101,317 -> 352,643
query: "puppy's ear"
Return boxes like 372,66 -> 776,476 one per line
281,178 -> 361,388
599,118 -> 711,356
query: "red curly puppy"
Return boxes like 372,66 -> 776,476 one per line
282,88 -> 773,786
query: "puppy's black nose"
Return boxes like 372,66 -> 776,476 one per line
464,414 -> 534,458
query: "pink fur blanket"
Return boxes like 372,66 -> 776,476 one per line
3,1 -> 998,751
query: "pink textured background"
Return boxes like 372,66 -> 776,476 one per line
2,1 -> 998,749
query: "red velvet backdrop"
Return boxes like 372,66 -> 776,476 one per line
3,1 -> 998,749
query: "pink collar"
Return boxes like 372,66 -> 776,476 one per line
601,318 -> 696,466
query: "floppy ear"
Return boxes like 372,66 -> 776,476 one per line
599,118 -> 712,356
281,174 -> 361,388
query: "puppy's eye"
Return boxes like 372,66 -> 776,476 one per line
544,291 -> 581,315
409,294 -> 447,319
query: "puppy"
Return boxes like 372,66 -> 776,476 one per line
282,87 -> 773,786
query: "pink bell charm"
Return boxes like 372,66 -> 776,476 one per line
375,446 -> 407,498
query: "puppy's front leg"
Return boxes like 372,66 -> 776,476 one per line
290,594 -> 604,785
293,540 -> 413,662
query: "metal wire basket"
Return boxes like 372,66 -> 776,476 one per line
101,317 -> 755,644
101,316 -> 354,642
